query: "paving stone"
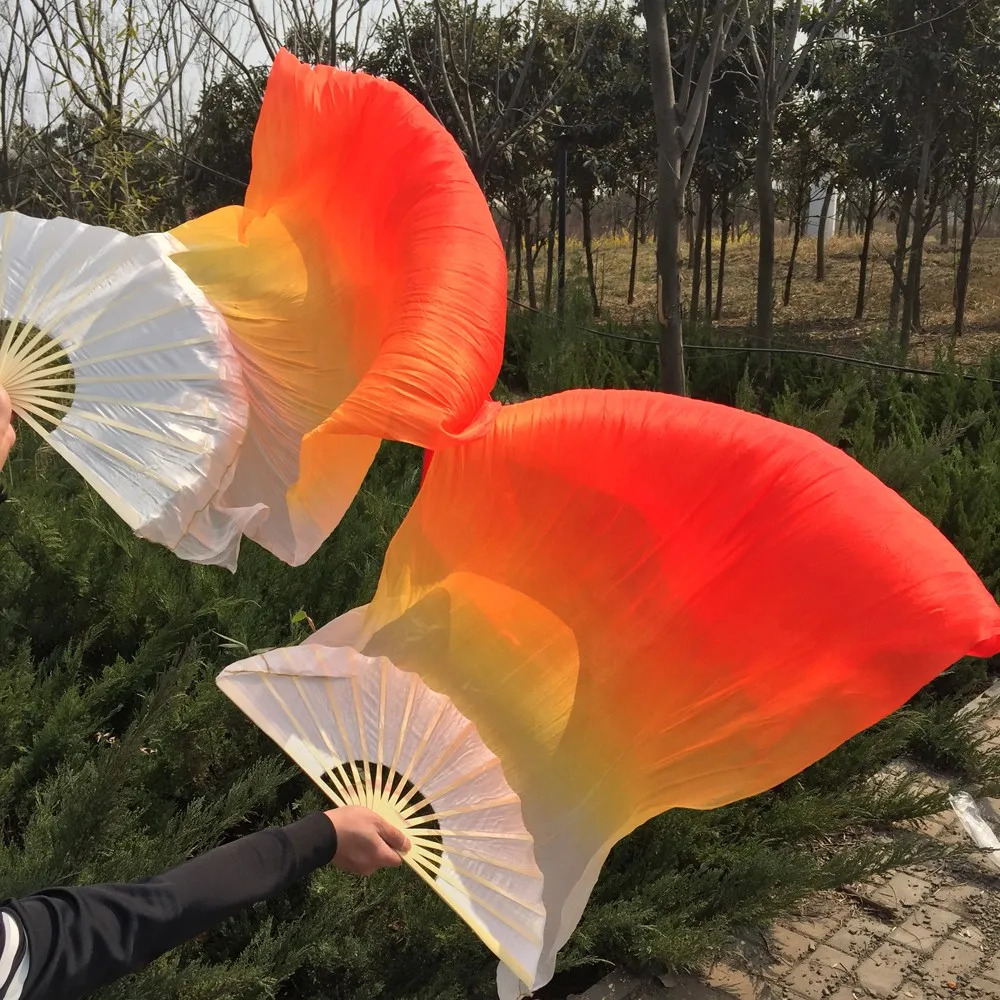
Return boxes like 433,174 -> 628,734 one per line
889,905 -> 962,954
827,915 -> 890,957
931,883 -> 986,916
920,937 -> 984,987
954,924 -> 986,948
969,977 -> 1000,999
782,946 -> 856,1000
772,925 -> 817,966
822,989 -> 867,1000
650,974 -> 732,1000
792,911 -> 846,943
862,872 -> 934,913
896,981 -> 932,1000
704,964 -> 756,1000
659,681 -> 1000,1000
981,952 -> 1000,984
856,941 -> 919,998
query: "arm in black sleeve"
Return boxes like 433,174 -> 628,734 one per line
2,811 -> 338,1000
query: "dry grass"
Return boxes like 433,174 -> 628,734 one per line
531,232 -> 1000,364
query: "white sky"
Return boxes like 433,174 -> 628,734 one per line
7,0 -> 389,135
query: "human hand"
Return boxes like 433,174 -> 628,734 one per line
325,806 -> 410,876
0,386 -> 14,469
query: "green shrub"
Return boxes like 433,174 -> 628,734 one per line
4,314 -> 1000,997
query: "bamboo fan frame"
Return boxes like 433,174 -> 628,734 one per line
218,650 -> 545,987
0,309 -> 187,507
0,316 -> 76,431
258,663 -> 460,879
0,300 -> 216,515
0,213 -> 250,549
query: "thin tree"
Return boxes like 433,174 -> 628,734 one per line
378,0 -> 600,186
744,0 -> 845,351
644,0 -> 756,395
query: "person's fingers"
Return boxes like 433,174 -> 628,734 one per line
377,819 -> 411,855
324,807 -> 412,875
377,846 -> 403,868
0,390 -> 15,466
0,426 -> 13,463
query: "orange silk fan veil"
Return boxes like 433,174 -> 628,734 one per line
326,388 -> 1000,997
168,50 -> 504,567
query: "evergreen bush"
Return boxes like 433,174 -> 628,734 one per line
4,311 -> 1000,997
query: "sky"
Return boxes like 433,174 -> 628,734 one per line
9,0 -> 388,133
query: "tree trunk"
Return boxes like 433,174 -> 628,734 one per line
754,107 -> 777,349
690,188 -> 706,322
815,182 -> 834,281
704,186 -> 713,322
940,197 -> 949,245
784,188 -> 805,306
556,137 -> 568,319
512,214 -> 523,303
685,187 -> 696,268
955,123 -> 978,337
656,177 -> 686,394
714,186 -> 730,321
888,184 -> 914,331
855,177 -> 878,320
628,174 -> 643,305
645,0 -> 686,395
523,214 -> 537,310
900,107 -> 934,349
504,216 -> 515,265
544,191 -> 557,311
581,188 -> 600,316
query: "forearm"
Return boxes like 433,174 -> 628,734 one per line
2,812 -> 337,1000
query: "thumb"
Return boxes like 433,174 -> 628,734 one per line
378,819 -> 410,854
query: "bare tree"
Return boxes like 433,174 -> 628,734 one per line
212,0 -> 392,72
744,0 -> 845,352
384,0 -> 600,185
19,0 -> 209,227
28,0 -> 201,123
0,0 -> 45,209
644,0 -> 755,395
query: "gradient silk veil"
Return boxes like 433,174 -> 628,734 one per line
307,389 -> 1000,997
168,50 -> 505,567
0,52 -> 504,570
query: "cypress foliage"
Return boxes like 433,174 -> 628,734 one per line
4,335 -> 1000,997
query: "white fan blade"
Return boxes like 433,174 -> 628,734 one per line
217,644 -> 546,988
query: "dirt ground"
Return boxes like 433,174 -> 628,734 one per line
530,233 -> 1000,367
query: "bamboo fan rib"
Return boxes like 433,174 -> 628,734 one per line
0,212 -> 258,567
216,645 -> 546,988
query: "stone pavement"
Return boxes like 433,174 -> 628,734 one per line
569,683 -> 1000,1000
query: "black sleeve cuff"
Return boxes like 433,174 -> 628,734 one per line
281,811 -> 339,873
